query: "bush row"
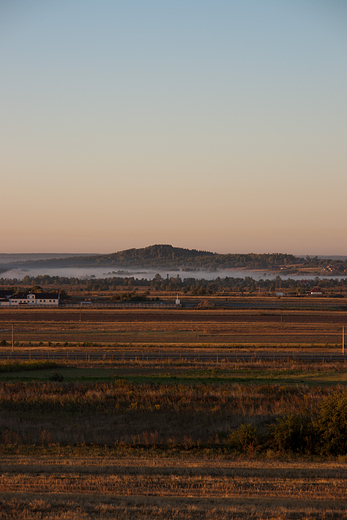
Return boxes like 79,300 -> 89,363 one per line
228,390 -> 347,455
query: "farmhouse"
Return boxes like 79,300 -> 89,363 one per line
2,292 -> 60,307
310,287 -> 323,296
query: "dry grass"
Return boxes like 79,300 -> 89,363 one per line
0,379 -> 334,446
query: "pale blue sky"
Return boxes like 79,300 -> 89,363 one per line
1,1 -> 346,254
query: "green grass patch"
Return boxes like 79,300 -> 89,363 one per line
110,368 -> 347,387
0,366 -> 116,382
0,361 -> 62,373
1,364 -> 346,386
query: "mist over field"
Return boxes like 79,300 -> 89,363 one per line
1,266 -> 346,283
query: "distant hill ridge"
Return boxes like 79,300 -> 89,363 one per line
99,244 -> 214,262
13,244 -> 298,270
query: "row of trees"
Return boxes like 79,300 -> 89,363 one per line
1,273 -> 347,297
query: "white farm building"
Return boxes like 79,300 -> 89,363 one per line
0,292 -> 60,307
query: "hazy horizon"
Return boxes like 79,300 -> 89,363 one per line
2,2 -> 346,255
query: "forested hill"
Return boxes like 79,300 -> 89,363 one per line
14,244 -> 299,270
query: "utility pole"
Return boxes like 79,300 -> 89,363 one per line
343,326 -> 345,356
11,324 -> 14,354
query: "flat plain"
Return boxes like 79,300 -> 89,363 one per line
1,306 -> 347,519
1,307 -> 347,347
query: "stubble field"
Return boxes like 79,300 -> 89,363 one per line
1,456 -> 347,519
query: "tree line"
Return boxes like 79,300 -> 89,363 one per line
1,273 -> 347,297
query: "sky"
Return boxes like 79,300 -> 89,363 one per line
1,0 -> 346,255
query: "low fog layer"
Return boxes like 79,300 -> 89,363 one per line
0,266 -> 345,283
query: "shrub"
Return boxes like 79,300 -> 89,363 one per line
49,371 -> 64,382
316,390 -> 347,455
268,414 -> 316,454
227,423 -> 259,453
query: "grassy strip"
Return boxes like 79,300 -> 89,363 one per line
0,361 -> 62,373
0,442 -> 346,462
116,368 -> 347,387
1,365 -> 347,385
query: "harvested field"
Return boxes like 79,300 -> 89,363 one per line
0,456 -> 346,519
1,309 -> 347,347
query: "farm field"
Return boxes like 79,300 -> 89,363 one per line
0,358 -> 347,519
1,307 -> 347,347
1,360 -> 347,386
0,455 -> 346,519
1,357 -> 347,448
1,308 -> 347,518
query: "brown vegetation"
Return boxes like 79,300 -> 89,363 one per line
0,379 -> 329,446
